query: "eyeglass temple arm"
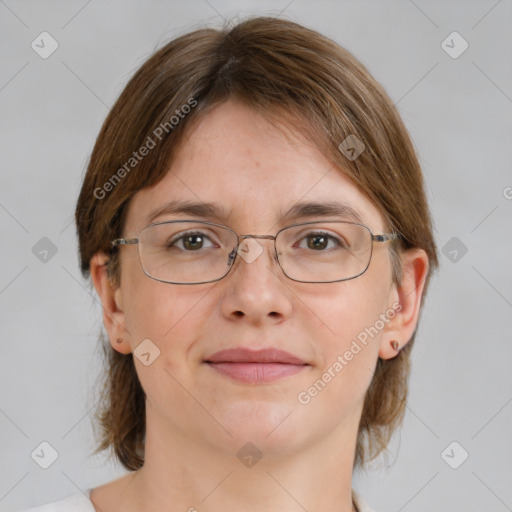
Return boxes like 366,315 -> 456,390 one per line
111,238 -> 139,247
372,233 -> 401,243
111,232 -> 400,247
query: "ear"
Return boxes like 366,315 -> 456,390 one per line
379,248 -> 430,359
90,252 -> 132,355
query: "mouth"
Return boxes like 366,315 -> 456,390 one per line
204,348 -> 309,384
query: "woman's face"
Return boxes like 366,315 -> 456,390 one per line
99,100 -> 411,457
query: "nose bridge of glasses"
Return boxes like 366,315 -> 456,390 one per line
229,233 -> 279,267
237,234 -> 277,252
239,234 -> 276,241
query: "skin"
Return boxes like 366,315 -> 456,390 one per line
90,100 -> 429,512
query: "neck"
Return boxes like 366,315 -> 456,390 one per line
116,403 -> 361,512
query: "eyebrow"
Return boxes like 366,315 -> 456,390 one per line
281,201 -> 364,224
146,200 -> 231,224
146,199 -> 365,225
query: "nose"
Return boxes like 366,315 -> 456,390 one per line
220,236 -> 293,324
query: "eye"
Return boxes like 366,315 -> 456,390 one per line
169,231 -> 217,251
297,231 -> 347,251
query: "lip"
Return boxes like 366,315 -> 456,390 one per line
205,348 -> 306,365
204,348 -> 309,384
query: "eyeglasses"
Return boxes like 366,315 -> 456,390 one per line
110,220 -> 400,285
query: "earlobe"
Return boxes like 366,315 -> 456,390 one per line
379,248 -> 429,360
90,252 -> 132,355
379,338 -> 402,360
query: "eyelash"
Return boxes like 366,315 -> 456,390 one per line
168,230 -> 346,251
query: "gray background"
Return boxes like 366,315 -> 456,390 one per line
1,1 -> 511,511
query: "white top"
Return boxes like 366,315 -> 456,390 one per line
18,489 -> 95,512
19,487 -> 375,512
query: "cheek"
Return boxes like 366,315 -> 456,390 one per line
295,281 -> 390,419
124,281 -> 199,343
304,258 -> 393,371
120,255 -> 179,341
121,257 -> 213,371
309,275 -> 389,341
121,280 -> 212,407
319,287 -> 382,367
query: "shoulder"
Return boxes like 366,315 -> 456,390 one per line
17,491 -> 95,512
352,488 -> 376,512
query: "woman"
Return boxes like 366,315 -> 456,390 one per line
23,16 -> 437,512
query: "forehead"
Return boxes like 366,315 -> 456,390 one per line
125,100 -> 385,232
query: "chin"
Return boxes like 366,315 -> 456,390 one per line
219,400 -> 305,445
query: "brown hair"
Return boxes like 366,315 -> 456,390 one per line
76,16 -> 438,471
